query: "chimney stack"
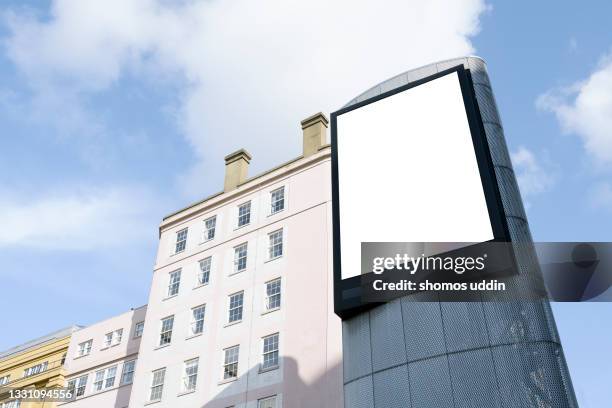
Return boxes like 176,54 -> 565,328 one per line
224,149 -> 252,192
301,112 -> 329,157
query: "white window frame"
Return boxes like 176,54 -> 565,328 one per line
223,345 -> 239,380
181,358 -> 199,392
228,291 -> 244,323
0,375 -> 10,386
159,316 -> 174,346
268,229 -> 283,260
93,365 -> 117,392
233,242 -> 248,273
203,216 -> 217,242
175,228 -> 188,254
262,333 -> 279,370
237,201 -> 251,227
258,396 -> 278,408
104,329 -> 123,348
77,340 -> 92,357
67,374 -> 88,397
270,186 -> 285,215
190,304 -> 206,336
167,269 -> 181,297
23,361 -> 48,377
134,321 -> 144,338
149,368 -> 166,402
121,360 -> 137,385
198,257 -> 212,286
265,278 -> 281,311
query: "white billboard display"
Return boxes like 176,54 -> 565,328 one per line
331,66 -> 510,317
336,70 -> 493,280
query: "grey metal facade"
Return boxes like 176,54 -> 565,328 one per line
341,57 -> 579,408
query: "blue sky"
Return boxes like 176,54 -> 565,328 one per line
0,0 -> 610,406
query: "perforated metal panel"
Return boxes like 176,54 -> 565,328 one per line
400,296 -> 446,362
344,375 -> 375,408
448,348 -> 502,408
370,299 -> 407,371
373,364 -> 412,408
341,57 -> 578,408
343,312 -> 373,383
408,356 -> 455,408
441,301 -> 490,353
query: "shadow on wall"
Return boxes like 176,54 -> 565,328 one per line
196,356 -> 343,408
111,309 -> 142,408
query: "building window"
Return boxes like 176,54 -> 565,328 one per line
77,340 -> 92,357
0,375 -> 9,386
93,365 -> 117,391
134,322 -> 144,338
167,269 -> 181,297
1,400 -> 21,408
265,278 -> 281,311
175,228 -> 188,253
159,316 -> 174,346
121,360 -> 136,385
104,329 -> 123,347
23,361 -> 48,377
67,374 -> 88,397
237,202 -> 251,227
270,187 -> 285,214
228,292 -> 244,323
234,243 -> 248,273
223,346 -> 239,380
262,333 -> 279,370
203,216 -> 217,241
190,304 -> 206,335
198,257 -> 212,285
258,396 -> 277,408
268,229 -> 283,259
149,368 -> 166,402
182,358 -> 199,392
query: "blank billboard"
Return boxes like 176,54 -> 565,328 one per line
331,66 -> 509,316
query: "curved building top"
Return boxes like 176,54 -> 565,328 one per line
343,56 -> 490,108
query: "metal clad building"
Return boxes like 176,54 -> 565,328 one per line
340,57 -> 579,408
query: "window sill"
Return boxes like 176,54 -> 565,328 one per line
171,250 -> 185,257
259,365 -> 279,374
218,377 -> 238,385
193,283 -> 209,290
177,389 -> 196,397
224,320 -> 242,328
268,208 -> 285,217
145,399 -> 161,406
73,354 -> 89,360
228,269 -> 246,277
154,343 -> 171,350
186,332 -> 203,341
261,307 -> 280,316
265,255 -> 283,264
162,294 -> 178,302
234,223 -> 250,231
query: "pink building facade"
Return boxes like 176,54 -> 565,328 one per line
59,306 -> 146,408
128,113 -> 343,408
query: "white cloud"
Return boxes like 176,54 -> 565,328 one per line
511,146 -> 556,206
0,187 -> 159,250
3,0 -> 488,197
537,54 -> 612,167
